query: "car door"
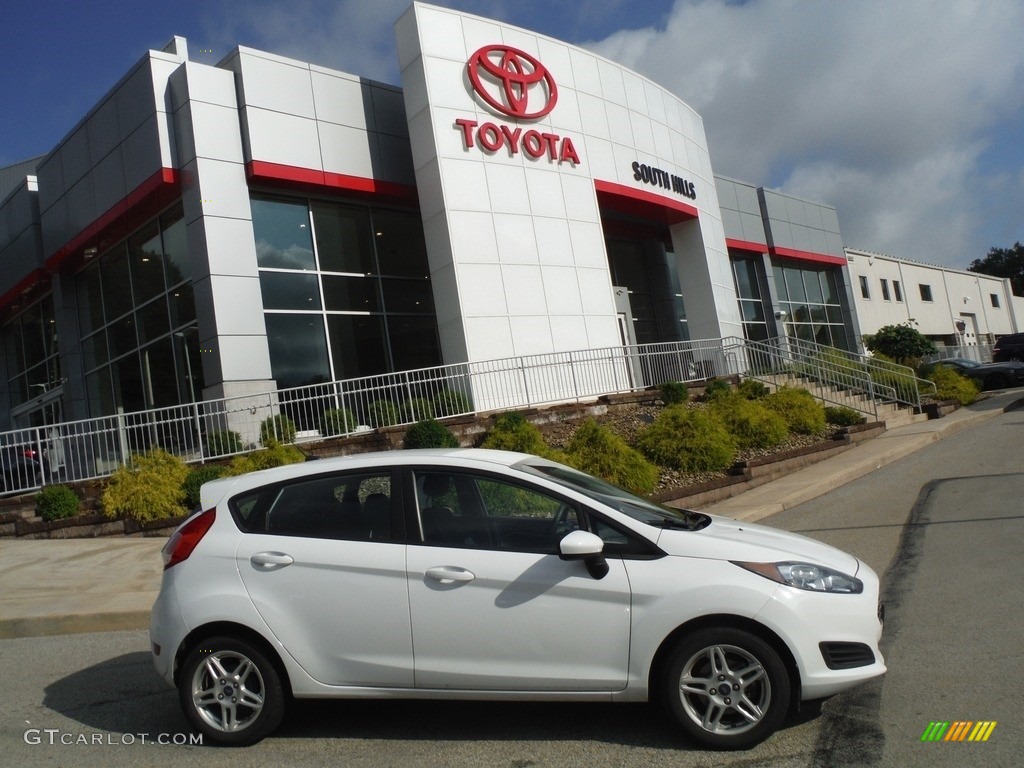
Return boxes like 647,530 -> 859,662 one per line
234,469 -> 413,687
405,468 -> 631,691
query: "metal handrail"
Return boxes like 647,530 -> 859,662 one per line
0,335 -> 924,496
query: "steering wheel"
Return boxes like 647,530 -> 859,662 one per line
551,504 -> 579,539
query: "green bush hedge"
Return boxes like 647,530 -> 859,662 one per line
824,406 -> 865,427
102,448 -> 190,522
322,408 -> 358,436
711,395 -> 789,450
183,465 -> 227,509
368,400 -> 400,429
404,419 -> 460,449
205,429 -> 244,456
36,485 -> 80,522
636,406 -> 736,473
224,440 -> 306,476
702,378 -> 732,402
433,389 -> 472,417
260,414 -> 296,445
481,412 -> 561,460
926,365 -> 979,406
401,398 -> 435,423
737,379 -> 769,400
764,387 -> 826,435
660,381 -> 689,405
563,419 -> 658,495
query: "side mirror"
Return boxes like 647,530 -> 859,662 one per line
559,530 -> 609,580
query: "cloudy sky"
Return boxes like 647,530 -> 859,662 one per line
3,0 -> 1022,268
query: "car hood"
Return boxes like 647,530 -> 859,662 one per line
654,514 -> 861,575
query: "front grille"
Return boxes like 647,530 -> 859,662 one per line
820,642 -> 876,670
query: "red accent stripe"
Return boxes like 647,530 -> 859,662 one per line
725,238 -> 768,254
769,245 -> 847,266
247,161 -> 418,204
0,268 -> 50,312
594,179 -> 698,224
45,168 -> 181,271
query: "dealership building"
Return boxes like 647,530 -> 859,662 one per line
0,2 -> 923,432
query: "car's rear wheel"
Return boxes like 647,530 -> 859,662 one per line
178,636 -> 285,746
662,627 -> 790,750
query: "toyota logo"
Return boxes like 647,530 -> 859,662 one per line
466,45 -> 558,120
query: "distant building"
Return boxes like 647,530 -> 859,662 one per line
845,248 -> 1023,350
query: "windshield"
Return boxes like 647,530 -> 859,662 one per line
518,459 -> 709,530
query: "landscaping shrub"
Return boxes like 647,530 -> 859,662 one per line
824,406 -> 866,427
764,387 -> 827,435
660,381 -> 689,405
260,414 -> 296,445
36,484 -> 80,522
702,378 -> 732,402
482,412 -> 561,460
401,397 -> 435,423
710,395 -> 789,450
322,408 -> 358,436
563,419 -> 658,495
869,353 -> 923,404
183,465 -> 227,509
368,400 -> 400,429
205,429 -> 244,456
101,448 -> 190,522
864,322 -> 936,366
636,406 -> 736,473
224,440 -> 306,476
926,365 -> 979,406
737,379 -> 769,400
404,419 -> 460,449
433,389 -> 472,417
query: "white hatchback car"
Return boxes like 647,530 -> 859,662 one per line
150,448 -> 885,750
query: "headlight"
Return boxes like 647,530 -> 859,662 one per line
732,560 -> 863,594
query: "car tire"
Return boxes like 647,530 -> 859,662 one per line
178,635 -> 285,747
985,373 -> 1009,390
661,627 -> 790,750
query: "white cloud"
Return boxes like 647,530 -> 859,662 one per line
587,0 -> 1024,266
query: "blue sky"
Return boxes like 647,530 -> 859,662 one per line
3,0 -> 1023,269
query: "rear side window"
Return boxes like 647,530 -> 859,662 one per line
230,472 -> 393,541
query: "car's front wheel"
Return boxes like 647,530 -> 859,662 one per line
662,627 -> 791,750
178,636 -> 285,747
985,373 -> 1009,390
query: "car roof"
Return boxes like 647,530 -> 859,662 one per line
199,448 -> 538,507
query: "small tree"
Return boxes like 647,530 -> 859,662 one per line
864,322 -> 935,366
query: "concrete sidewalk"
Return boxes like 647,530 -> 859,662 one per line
1,391 -> 1020,640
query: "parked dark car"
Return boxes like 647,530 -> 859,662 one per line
992,333 -> 1024,363
930,358 -> 1024,390
0,444 -> 48,493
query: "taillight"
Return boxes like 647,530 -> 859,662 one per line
162,508 -> 216,570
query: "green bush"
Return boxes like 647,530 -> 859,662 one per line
563,420 -> 658,495
224,440 -> 306,476
404,419 -> 460,449
36,485 -> 80,522
322,408 -> 358,436
205,429 -> 244,456
101,448 -> 190,522
433,389 -> 472,417
481,412 -> 561,460
636,406 -> 736,473
869,353 -> 923,404
737,379 -> 769,400
926,365 -> 979,406
824,406 -> 866,427
702,378 -> 732,402
401,397 -> 435,423
660,381 -> 689,405
764,387 -> 826,435
710,395 -> 789,450
260,414 -> 296,445
864,322 -> 936,365
183,465 -> 226,509
368,400 -> 400,429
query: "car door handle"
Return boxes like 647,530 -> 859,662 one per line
250,552 -> 294,569
425,566 -> 475,584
